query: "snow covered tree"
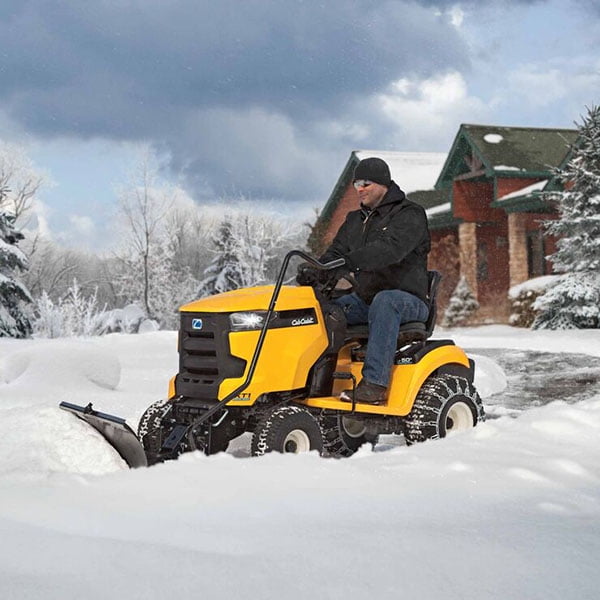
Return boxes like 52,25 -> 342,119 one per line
115,149 -> 176,318
114,149 -> 200,328
198,218 -> 243,296
442,276 -> 479,327
32,279 -> 106,338
114,233 -> 199,330
533,105 -> 600,329
0,142 -> 45,224
0,208 -> 33,337
198,211 -> 296,297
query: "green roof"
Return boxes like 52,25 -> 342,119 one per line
407,189 -> 449,210
320,153 -> 360,222
428,212 -> 463,230
436,124 -> 578,188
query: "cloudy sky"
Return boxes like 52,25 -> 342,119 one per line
1,0 -> 599,249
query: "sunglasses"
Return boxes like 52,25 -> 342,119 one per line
353,179 -> 373,190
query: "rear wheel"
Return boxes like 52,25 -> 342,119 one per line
319,414 -> 368,457
251,405 -> 323,456
403,374 -> 485,444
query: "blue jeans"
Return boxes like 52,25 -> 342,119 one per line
333,290 -> 429,387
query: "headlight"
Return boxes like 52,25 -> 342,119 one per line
229,311 -> 277,331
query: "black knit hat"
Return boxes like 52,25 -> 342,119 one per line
354,157 -> 391,187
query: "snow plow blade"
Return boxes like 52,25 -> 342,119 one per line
59,402 -> 148,468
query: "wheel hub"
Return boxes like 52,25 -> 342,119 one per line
283,429 -> 311,453
446,401 -> 474,432
342,416 -> 367,438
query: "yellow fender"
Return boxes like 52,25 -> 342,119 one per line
301,343 -> 471,416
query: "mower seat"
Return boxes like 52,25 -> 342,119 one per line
345,271 -> 441,347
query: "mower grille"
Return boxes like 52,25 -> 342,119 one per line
176,312 -> 246,400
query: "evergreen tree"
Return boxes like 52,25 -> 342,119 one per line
197,212 -> 295,297
533,105 -> 600,329
442,276 -> 479,327
198,219 -> 244,296
0,205 -> 33,337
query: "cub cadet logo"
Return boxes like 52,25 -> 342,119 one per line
191,318 -> 203,330
291,316 -> 315,326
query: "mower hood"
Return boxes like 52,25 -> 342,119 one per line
180,285 -> 319,313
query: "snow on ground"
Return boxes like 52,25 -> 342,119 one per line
0,327 -> 599,599
445,324 -> 600,358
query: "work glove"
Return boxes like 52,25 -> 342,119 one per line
296,263 -> 321,286
296,262 -> 351,287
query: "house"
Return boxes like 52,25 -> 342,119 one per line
311,124 -> 578,323
310,150 -> 446,252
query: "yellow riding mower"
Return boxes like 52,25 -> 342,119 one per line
60,250 -> 484,467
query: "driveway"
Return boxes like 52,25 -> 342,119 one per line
467,348 -> 600,415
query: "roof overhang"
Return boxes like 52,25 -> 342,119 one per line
491,192 -> 556,213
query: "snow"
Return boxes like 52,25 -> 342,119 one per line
508,274 -> 560,298
467,352 -> 507,397
483,133 -> 503,144
446,324 -> 600,357
1,327 -> 600,599
497,179 -> 548,202
494,165 -> 524,171
354,150 -> 447,193
1,340 -> 121,389
0,237 -> 27,263
425,201 -> 451,216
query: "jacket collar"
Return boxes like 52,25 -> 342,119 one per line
359,181 -> 405,216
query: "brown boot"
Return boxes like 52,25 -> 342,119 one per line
341,379 -> 387,405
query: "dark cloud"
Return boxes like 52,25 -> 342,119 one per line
416,0 -> 545,4
575,0 -> 600,13
0,0 -> 472,199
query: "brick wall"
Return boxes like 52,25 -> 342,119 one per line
322,183 -> 360,247
428,230 -> 460,315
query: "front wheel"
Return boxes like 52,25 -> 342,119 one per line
137,399 -> 171,455
403,374 -> 485,444
251,405 -> 323,456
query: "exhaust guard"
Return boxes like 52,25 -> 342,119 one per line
59,402 -> 148,468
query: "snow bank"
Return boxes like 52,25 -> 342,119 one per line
0,333 -> 178,479
0,397 -> 599,600
469,352 -> 507,397
447,324 -> 600,358
0,331 -> 599,599
0,340 -> 121,390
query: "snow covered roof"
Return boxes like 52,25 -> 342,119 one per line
354,150 -> 447,194
425,201 -> 451,217
496,180 -> 549,203
320,150 -> 447,222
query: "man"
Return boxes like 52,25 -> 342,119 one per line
297,157 -> 430,404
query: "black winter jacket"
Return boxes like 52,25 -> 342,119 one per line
320,182 -> 430,304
